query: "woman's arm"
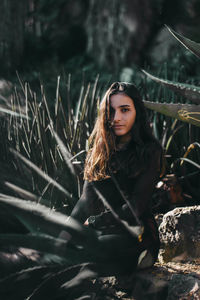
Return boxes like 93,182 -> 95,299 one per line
70,180 -> 99,223
122,146 -> 162,221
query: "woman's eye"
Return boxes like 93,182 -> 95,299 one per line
121,108 -> 129,113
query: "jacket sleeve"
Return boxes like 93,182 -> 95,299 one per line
122,146 -> 162,222
70,180 -> 99,223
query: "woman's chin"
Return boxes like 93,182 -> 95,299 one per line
113,130 -> 126,136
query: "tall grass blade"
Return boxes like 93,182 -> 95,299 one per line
51,128 -> 77,177
181,142 -> 200,164
66,73 -> 73,139
173,157 -> 200,169
0,106 -> 28,119
73,84 -> 84,143
80,83 -> 90,122
55,76 -> 60,117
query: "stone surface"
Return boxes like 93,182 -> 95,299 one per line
158,206 -> 200,263
167,274 -> 200,300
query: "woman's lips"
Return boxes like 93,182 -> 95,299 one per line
113,125 -> 124,128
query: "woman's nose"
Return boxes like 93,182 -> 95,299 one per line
113,110 -> 121,122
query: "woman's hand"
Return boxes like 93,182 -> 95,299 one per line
84,219 -> 89,226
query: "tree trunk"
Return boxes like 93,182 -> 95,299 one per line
0,0 -> 27,75
86,0 -> 160,70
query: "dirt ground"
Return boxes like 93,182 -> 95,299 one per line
92,259 -> 200,299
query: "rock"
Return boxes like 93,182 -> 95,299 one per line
167,274 -> 200,300
158,206 -> 200,263
130,269 -> 169,300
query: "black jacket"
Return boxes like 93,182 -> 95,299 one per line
71,140 -> 162,270
71,140 -> 162,226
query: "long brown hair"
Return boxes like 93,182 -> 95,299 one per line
84,82 -> 159,181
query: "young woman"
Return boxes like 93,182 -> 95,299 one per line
71,82 -> 162,274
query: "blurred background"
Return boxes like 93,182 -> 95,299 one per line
0,0 -> 200,213
0,3 -> 200,292
1,0 -> 200,81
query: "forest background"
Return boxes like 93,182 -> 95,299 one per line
0,0 -> 200,215
1,0 -> 200,82
0,0 -> 200,216
0,1 -> 200,298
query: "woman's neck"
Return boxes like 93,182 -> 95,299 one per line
116,132 -> 132,150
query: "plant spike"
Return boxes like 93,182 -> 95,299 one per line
0,195 -> 99,250
142,70 -> 200,104
10,148 -> 77,205
166,25 -> 200,59
143,101 -> 200,127
0,233 -> 90,264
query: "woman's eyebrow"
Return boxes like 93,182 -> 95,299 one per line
110,104 -> 131,109
119,104 -> 131,107
110,104 -> 132,111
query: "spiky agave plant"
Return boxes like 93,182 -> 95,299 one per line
143,26 -> 200,126
142,26 -> 200,205
0,78 -> 100,298
0,157 -> 143,299
0,100 -> 144,298
1,26 -> 199,296
142,25 -> 200,139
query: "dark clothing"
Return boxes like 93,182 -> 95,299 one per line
71,140 -> 162,274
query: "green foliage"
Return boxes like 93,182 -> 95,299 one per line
0,173 -> 142,297
142,27 -> 200,202
0,25 -> 200,296
0,75 -> 103,213
143,27 -> 200,125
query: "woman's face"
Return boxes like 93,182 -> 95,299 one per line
110,93 -> 136,137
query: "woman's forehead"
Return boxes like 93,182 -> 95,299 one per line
110,93 -> 134,108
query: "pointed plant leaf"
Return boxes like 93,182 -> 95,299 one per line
0,233 -> 66,258
69,150 -> 86,162
0,195 -> 99,250
165,123 -> 183,153
143,101 -> 200,127
28,263 -> 97,299
166,25 -> 200,59
0,265 -> 62,300
5,182 -> 41,202
0,106 -> 29,119
142,70 -> 200,104
0,245 -> 67,278
0,233 -> 91,265
178,157 -> 200,169
93,187 -> 144,240
4,182 -> 51,208
10,148 -> 77,204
